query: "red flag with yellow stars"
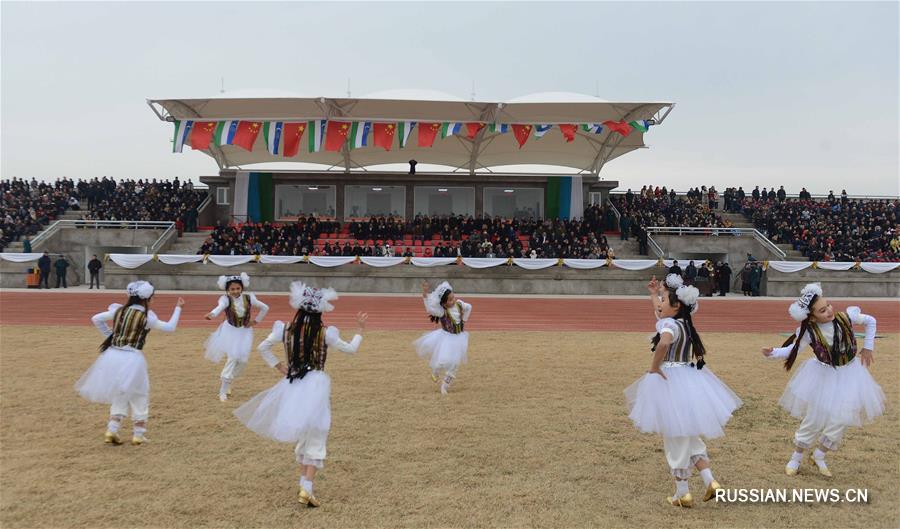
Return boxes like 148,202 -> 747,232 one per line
233,121 -> 263,151
282,122 -> 307,157
558,124 -> 577,143
603,120 -> 632,137
418,122 -> 442,147
465,122 -> 486,139
372,122 -> 396,151
325,121 -> 351,151
189,121 -> 217,150
511,124 -> 533,148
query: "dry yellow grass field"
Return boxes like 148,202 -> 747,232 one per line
1,326 -> 897,528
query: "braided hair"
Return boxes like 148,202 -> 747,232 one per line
428,288 -> 453,323
650,286 -> 706,360
99,295 -> 147,353
286,308 -> 324,382
779,294 -> 850,371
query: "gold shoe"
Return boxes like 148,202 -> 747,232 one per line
703,480 -> 721,502
667,493 -> 693,508
810,454 -> 833,477
785,465 -> 798,476
298,488 -> 320,507
104,431 -> 123,445
219,393 -> 228,402
431,374 -> 439,383
226,388 -> 233,397
131,435 -> 147,446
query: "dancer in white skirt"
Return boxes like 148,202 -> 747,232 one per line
75,281 -> 184,446
234,281 -> 367,507
625,274 -> 742,507
415,280 -> 471,395
204,273 -> 269,401
761,283 -> 883,477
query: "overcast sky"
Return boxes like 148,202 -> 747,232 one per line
2,1 -> 897,196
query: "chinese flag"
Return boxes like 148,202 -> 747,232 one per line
511,124 -> 533,148
372,122 -> 396,151
465,122 -> 486,139
418,122 -> 442,147
603,120 -> 632,136
190,121 -> 217,150
282,122 -> 307,157
325,121 -> 351,151
559,124 -> 577,143
233,121 -> 263,151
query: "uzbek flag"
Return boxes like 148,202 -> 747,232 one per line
441,122 -> 462,139
308,120 -> 325,152
581,123 -> 603,134
172,120 -> 193,153
534,124 -> 552,139
263,121 -> 283,155
398,121 -> 416,148
629,120 -> 649,133
215,120 -> 238,146
490,123 -> 509,134
349,121 -> 370,150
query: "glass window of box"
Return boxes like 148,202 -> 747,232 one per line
275,185 -> 336,220
344,185 -> 406,219
483,187 -> 543,219
413,186 -> 474,216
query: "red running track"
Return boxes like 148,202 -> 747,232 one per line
1,291 -> 897,333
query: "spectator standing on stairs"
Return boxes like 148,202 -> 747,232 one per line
54,255 -> 70,288
89,254 -> 103,289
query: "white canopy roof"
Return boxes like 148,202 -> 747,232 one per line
147,92 -> 673,174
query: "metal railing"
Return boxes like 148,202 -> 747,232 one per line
29,220 -> 176,252
646,233 -> 665,258
647,226 -> 786,259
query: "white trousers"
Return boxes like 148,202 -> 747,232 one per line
110,393 -> 149,421
663,436 -> 709,479
294,428 -> 329,468
794,412 -> 847,450
221,358 -> 247,382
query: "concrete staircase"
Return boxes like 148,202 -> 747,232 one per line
721,212 -> 806,261
164,231 -> 209,254
605,235 -> 644,259
2,211 -> 84,252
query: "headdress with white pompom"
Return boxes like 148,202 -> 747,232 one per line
126,280 -> 154,300
289,281 -> 338,313
789,283 -> 822,322
665,274 -> 700,314
217,272 -> 250,291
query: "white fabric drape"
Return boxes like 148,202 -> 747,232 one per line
108,254 -> 154,269
308,256 -> 357,267
767,261 -> 814,273
360,256 -> 407,268
157,254 -> 204,265
512,258 -> 558,270
207,255 -> 256,267
0,253 -> 42,263
258,255 -> 306,265
859,262 -> 900,274
410,257 -> 458,267
611,259 -> 659,271
461,257 -> 509,269
562,259 -> 607,270
815,262 -> 855,272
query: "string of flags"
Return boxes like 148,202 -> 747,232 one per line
172,118 -> 652,154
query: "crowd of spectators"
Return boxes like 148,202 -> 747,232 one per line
742,194 -> 899,262
1,178 -> 73,250
75,177 -> 205,231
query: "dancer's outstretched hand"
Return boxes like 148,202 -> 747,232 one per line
176,297 -> 185,308
204,312 -> 214,320
421,280 -> 430,296
356,311 -> 368,331
761,347 -> 775,357
647,276 -> 659,293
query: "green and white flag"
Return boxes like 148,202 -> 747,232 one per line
398,121 -> 416,148
308,120 -> 325,152
349,121 -> 370,150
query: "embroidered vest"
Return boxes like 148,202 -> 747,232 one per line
808,312 -> 857,367
110,306 -> 150,350
439,302 -> 465,334
282,321 -> 328,379
225,294 -> 252,327
663,319 -> 692,363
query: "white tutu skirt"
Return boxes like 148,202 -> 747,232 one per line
75,346 -> 149,403
414,329 -> 469,372
233,371 -> 331,444
779,357 -> 885,428
204,321 -> 253,363
624,365 -> 743,439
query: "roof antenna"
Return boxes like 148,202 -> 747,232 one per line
220,77 -> 225,94
347,78 -> 351,98
471,80 -> 476,101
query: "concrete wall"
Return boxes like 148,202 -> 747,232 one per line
97,260 -> 900,297
653,234 -> 781,266
1,228 -> 165,288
